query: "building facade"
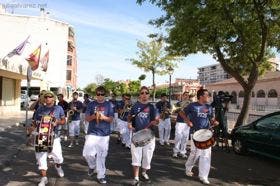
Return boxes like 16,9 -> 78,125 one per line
206,71 -> 280,113
0,8 -> 77,114
198,63 -> 231,86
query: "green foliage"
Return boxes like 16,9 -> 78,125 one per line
128,39 -> 181,100
137,0 -> 280,126
138,74 -> 146,81
83,83 -> 97,97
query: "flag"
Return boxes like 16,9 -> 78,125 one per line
26,45 -> 41,71
7,36 -> 30,57
41,50 -> 49,72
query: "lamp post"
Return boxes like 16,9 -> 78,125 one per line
167,66 -> 174,103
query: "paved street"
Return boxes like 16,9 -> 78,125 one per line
0,114 -> 280,186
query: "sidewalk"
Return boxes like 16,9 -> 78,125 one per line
0,111 -> 33,170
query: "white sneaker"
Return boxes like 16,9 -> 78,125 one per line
200,177 -> 210,185
185,171 -> 193,177
38,177 -> 48,186
172,153 -> 178,158
142,172 -> 150,181
68,143 -> 73,148
55,166 -> 64,177
180,153 -> 188,158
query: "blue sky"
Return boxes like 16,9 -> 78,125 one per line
3,0 -> 278,89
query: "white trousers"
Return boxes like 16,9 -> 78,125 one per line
110,113 -> 118,132
117,119 -> 132,147
35,138 -> 63,170
131,137 -> 155,170
158,118 -> 171,144
173,122 -> 190,154
69,120 -> 80,137
83,135 -> 110,179
80,113 -> 89,134
185,136 -> 211,179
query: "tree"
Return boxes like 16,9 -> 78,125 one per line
83,83 -> 97,97
137,0 -> 280,127
103,78 -> 117,95
128,40 -> 181,101
128,80 -> 141,96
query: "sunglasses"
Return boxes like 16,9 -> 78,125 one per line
140,91 -> 149,95
44,96 -> 53,98
96,93 -> 105,96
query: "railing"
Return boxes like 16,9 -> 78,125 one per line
226,112 -> 263,125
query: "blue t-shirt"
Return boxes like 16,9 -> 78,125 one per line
129,102 -> 156,132
109,99 -> 118,113
156,100 -> 171,119
34,105 -> 65,135
86,100 -> 114,136
69,100 -> 83,120
184,102 -> 214,133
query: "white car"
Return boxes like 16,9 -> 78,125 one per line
30,94 -> 39,101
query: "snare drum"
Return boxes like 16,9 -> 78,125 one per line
193,129 -> 215,149
132,128 -> 155,147
34,115 -> 55,152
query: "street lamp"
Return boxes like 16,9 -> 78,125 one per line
167,66 -> 174,103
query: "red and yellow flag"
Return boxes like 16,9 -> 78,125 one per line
41,50 -> 49,72
26,45 -> 41,71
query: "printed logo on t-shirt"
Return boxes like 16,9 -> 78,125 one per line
196,106 -> 209,118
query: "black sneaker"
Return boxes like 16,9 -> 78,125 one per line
98,178 -> 107,184
132,178 -> 140,186
88,168 -> 94,176
116,138 -> 121,144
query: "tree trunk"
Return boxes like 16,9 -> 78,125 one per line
235,88 -> 253,127
152,71 -> 156,101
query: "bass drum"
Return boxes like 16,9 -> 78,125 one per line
132,128 -> 155,147
193,129 -> 215,149
34,115 -> 55,152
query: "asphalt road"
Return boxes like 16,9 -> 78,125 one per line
0,126 -> 279,186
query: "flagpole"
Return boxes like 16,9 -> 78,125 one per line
25,66 -> 32,127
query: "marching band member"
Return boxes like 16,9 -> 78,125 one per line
109,93 -> 118,133
57,94 -> 69,141
183,88 -> 218,185
68,92 -> 83,147
31,91 -> 66,186
81,93 -> 91,134
128,86 -> 158,185
156,93 -> 171,146
172,91 -> 192,158
83,86 -> 114,184
115,94 -> 126,145
118,93 -> 133,148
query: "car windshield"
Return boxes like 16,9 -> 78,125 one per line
256,113 -> 280,130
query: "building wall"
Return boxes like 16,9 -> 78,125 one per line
198,64 -> 231,85
0,11 -> 73,114
206,74 -> 280,112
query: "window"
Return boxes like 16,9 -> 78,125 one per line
251,91 -> 255,97
268,89 -> 277,98
257,90 -> 265,98
238,91 -> 244,97
231,91 -> 237,103
66,70 -> 72,81
67,55 -> 72,66
256,114 -> 280,130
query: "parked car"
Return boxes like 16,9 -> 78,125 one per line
231,111 -> 280,160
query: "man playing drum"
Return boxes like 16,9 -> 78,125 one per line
128,86 -> 158,185
83,86 -> 114,184
183,88 -> 218,185
31,91 -> 66,186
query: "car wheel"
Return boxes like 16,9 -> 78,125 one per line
232,139 -> 247,154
